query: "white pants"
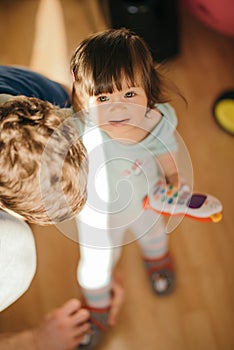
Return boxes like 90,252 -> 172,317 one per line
77,209 -> 168,289
78,124 -> 168,290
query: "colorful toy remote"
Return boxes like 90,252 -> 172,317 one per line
143,180 -> 223,223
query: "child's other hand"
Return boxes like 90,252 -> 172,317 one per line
34,298 -> 90,350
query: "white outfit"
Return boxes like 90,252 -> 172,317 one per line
76,103 -> 178,292
0,211 -> 36,311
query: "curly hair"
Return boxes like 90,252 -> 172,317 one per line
0,96 -> 88,225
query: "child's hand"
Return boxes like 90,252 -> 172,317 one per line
33,299 -> 90,350
108,268 -> 125,326
166,173 -> 179,187
166,173 -> 190,190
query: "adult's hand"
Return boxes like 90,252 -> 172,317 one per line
34,298 -> 90,350
108,268 -> 125,326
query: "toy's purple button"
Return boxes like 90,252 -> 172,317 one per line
187,194 -> 207,209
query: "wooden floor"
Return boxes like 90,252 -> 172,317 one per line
0,1 -> 234,349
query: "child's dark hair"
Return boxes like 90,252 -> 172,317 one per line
71,28 -> 180,112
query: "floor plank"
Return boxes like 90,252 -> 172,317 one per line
0,1 -> 234,349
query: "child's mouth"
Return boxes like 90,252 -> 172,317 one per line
109,119 -> 130,126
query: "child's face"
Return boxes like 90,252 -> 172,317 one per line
86,80 -> 148,139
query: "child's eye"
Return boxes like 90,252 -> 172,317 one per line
125,91 -> 136,98
97,95 -> 109,102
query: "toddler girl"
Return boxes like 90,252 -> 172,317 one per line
71,28 -> 185,349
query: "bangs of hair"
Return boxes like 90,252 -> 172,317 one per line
71,29 -> 152,97
71,28 -> 181,111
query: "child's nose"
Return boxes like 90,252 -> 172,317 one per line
109,101 -> 125,110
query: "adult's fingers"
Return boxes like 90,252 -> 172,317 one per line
58,298 -> 82,317
70,308 -> 90,326
108,279 -> 125,326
